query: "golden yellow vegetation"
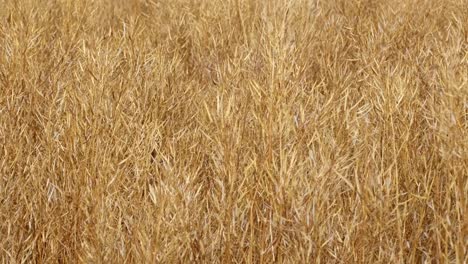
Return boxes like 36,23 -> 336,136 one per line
0,0 -> 467,262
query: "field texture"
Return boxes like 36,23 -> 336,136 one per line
0,0 -> 467,262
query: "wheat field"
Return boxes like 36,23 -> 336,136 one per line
0,0 -> 467,263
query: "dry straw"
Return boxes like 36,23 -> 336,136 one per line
0,0 -> 467,262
